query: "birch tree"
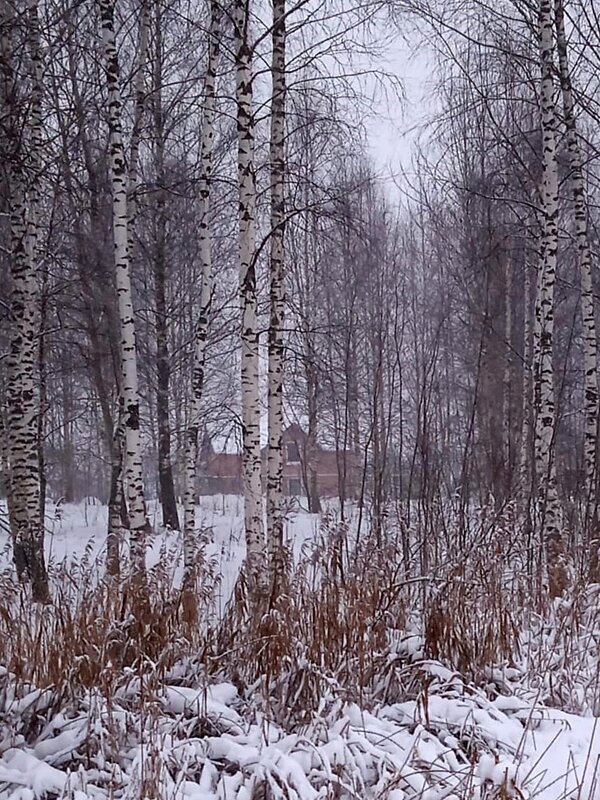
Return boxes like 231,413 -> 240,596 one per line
534,0 -> 568,596
553,0 -> 599,525
182,0 -> 222,579
2,0 -> 49,602
104,0 -> 151,573
234,0 -> 265,592
266,0 -> 286,592
98,0 -> 150,577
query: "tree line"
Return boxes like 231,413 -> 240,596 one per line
1,0 -> 600,606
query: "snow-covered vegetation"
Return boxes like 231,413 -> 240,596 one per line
1,501 -> 600,799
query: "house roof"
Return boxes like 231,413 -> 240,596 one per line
283,423 -> 307,440
205,424 -> 356,460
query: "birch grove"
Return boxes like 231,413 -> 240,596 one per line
2,0 -> 600,612
12,0 -> 600,788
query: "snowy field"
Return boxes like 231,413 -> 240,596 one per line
0,496 -> 325,616
0,499 -> 599,799
2,665 -> 600,799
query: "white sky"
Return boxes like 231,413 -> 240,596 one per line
366,38 -> 434,181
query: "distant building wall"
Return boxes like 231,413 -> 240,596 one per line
197,425 -> 360,499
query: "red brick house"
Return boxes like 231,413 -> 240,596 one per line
198,424 -> 359,498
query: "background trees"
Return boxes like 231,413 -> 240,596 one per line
2,0 -> 600,601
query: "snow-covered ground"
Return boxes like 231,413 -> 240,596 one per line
0,496 -> 326,617
1,499 -> 599,799
2,653 -> 600,798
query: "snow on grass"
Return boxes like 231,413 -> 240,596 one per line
1,663 -> 600,798
1,499 -> 600,798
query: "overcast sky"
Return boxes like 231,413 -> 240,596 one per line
371,46 -> 430,162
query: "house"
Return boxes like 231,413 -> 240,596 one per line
198,424 -> 359,499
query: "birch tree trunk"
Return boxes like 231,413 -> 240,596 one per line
182,0 -> 221,579
106,0 -> 151,570
554,0 -> 599,527
98,0 -> 149,578
534,0 -> 569,597
503,257 -> 512,495
234,0 -> 265,591
266,0 -> 286,592
2,0 -> 49,602
519,262 -> 533,507
38,257 -> 48,520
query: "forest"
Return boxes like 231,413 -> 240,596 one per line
2,0 -> 600,795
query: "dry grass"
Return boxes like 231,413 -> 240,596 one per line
0,505 -> 597,713
1,504 -> 600,798
0,535 -> 218,696
423,510 -> 527,678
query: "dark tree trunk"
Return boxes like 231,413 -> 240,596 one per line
305,362 -> 321,513
152,9 -> 179,530
155,223 -> 179,529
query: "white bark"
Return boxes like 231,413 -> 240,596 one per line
182,0 -> 222,578
554,0 -> 599,516
534,0 -> 568,596
266,0 -> 286,588
3,0 -> 49,602
234,0 -> 265,590
104,0 -> 150,568
98,0 -> 149,577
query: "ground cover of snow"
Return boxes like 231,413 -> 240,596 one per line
2,654 -> 600,799
0,496 -> 324,615
0,499 -> 599,799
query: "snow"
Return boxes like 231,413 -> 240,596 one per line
1,499 -> 600,798
0,751 -> 64,795
0,664 -> 600,800
1,668 -> 600,799
14,496 -> 323,616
